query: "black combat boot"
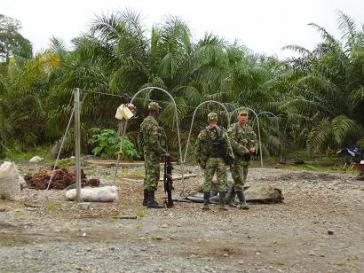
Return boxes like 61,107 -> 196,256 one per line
236,191 -> 249,210
147,191 -> 164,209
142,189 -> 148,206
225,187 -> 236,207
202,192 -> 210,210
219,191 -> 228,211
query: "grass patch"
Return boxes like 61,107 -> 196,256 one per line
135,209 -> 145,217
4,146 -> 53,162
283,163 -> 356,174
150,232 -> 158,240
0,235 -> 33,247
254,154 -> 357,174
0,265 -> 14,273
276,260 -> 288,266
43,202 -> 61,213
335,258 -> 346,266
55,158 -> 75,168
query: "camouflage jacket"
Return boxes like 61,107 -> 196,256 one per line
138,116 -> 166,156
227,122 -> 257,158
195,126 -> 234,166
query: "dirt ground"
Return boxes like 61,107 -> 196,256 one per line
0,162 -> 363,273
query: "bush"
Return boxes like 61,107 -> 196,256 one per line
89,128 -> 139,160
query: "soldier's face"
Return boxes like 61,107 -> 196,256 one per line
151,109 -> 160,116
238,113 -> 248,123
208,120 -> 218,128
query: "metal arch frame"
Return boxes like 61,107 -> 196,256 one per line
252,111 -> 281,127
252,111 -> 281,159
256,111 -> 280,119
230,107 -> 264,167
183,100 -> 231,165
118,86 -> 185,188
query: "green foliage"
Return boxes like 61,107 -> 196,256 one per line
1,10 -> 364,159
89,128 -> 138,160
120,136 -> 139,160
4,145 -> 51,161
0,14 -> 33,62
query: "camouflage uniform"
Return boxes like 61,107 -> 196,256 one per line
196,112 -> 234,210
140,116 -> 166,191
226,108 -> 256,209
138,102 -> 166,208
227,122 -> 256,191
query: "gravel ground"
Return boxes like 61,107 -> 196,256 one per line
0,163 -> 363,273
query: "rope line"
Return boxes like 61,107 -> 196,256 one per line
46,106 -> 75,190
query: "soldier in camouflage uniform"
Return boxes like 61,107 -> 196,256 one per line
196,112 -> 234,210
138,102 -> 169,209
226,107 -> 257,209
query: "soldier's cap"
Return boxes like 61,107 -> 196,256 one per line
238,107 -> 249,115
207,112 -> 218,122
148,101 -> 161,110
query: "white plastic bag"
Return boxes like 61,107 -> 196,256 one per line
0,161 -> 21,200
115,104 -> 134,120
65,186 -> 118,202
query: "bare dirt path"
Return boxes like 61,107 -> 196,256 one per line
0,164 -> 363,273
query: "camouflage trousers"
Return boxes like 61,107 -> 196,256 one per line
230,159 -> 249,192
143,151 -> 160,191
203,157 -> 227,193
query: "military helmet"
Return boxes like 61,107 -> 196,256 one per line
148,101 -> 161,110
207,112 -> 218,122
238,107 -> 249,116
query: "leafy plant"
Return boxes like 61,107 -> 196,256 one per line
120,137 -> 139,160
88,128 -> 138,160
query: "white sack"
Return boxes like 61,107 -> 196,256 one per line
65,186 -> 118,202
29,156 -> 44,163
0,161 -> 21,200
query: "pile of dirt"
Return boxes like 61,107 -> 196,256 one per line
24,168 -> 100,190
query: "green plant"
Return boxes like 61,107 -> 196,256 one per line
120,137 -> 139,160
89,128 -> 138,160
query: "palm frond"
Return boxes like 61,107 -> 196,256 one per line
349,86 -> 364,108
282,45 -> 310,56
308,118 -> 332,152
337,11 -> 357,41
308,23 -> 339,46
331,115 -> 358,144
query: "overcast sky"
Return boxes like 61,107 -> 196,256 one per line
2,0 -> 363,58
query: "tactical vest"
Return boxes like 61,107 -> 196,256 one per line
207,128 -> 226,158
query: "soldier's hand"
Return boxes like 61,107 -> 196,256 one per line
165,152 -> 171,159
249,148 -> 256,154
199,160 -> 206,169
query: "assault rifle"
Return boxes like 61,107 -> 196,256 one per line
163,154 -> 174,208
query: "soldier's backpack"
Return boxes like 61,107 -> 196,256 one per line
207,127 -> 233,164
